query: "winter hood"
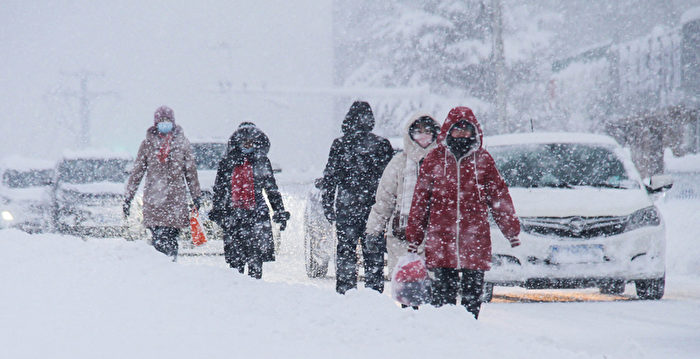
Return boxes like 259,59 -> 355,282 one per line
153,105 -> 175,125
342,101 -> 375,134
228,122 -> 271,156
403,113 -> 439,163
438,106 -> 484,151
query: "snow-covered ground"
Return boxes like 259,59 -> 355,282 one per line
1,186 -> 699,359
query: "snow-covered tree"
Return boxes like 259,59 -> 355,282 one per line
338,0 -> 493,136
335,0 -> 563,136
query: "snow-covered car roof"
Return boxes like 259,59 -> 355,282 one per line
0,156 -> 55,171
61,149 -> 132,161
190,137 -> 228,144
387,136 -> 403,150
484,132 -> 620,148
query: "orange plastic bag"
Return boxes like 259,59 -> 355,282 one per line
190,210 -> 207,246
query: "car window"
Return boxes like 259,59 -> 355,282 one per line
489,143 -> 634,189
2,169 -> 54,188
191,143 -> 226,170
57,159 -> 131,184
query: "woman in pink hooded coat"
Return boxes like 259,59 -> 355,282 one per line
124,106 -> 202,261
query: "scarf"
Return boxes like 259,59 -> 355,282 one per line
157,133 -> 173,163
230,158 -> 255,210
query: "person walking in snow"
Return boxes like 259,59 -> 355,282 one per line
365,114 -> 440,287
210,122 -> 289,279
124,105 -> 202,261
405,106 -> 520,319
321,101 -> 394,294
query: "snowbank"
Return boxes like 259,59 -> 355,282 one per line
665,150 -> 700,172
1,198 -> 699,358
681,6 -> 700,25
659,200 -> 700,276
0,230 -> 585,359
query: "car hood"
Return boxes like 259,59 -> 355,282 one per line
60,182 -> 125,196
510,187 -> 653,218
1,187 -> 51,203
198,170 -> 217,193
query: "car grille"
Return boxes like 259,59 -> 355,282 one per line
520,216 -> 627,238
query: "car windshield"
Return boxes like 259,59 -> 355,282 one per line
58,159 -> 131,184
2,169 -> 53,188
191,143 -> 226,170
489,143 -> 635,189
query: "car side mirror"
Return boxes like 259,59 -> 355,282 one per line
645,174 -> 673,193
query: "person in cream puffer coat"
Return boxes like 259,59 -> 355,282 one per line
365,113 -> 440,278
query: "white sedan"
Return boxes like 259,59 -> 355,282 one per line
484,132 -> 671,301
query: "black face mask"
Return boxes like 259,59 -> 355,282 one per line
446,135 -> 477,158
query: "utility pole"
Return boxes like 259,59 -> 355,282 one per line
56,71 -> 116,148
491,0 -> 507,133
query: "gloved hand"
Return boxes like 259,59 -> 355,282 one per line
122,200 -> 131,218
509,237 -> 521,248
273,211 -> 291,231
192,197 -> 202,212
324,209 -> 336,224
407,242 -> 419,254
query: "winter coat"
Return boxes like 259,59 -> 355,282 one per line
210,124 -> 285,262
405,107 -> 520,270
321,101 -> 394,225
125,124 -> 201,228
365,113 -> 438,237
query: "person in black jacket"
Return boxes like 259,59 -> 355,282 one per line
322,101 -> 394,294
210,122 -> 290,279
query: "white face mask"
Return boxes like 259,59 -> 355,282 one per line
413,133 -> 434,148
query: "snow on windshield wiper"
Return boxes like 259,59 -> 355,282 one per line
588,182 -> 625,189
532,182 -> 574,189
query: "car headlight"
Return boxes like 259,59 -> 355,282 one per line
626,206 -> 660,231
58,189 -> 81,203
1,210 -> 14,221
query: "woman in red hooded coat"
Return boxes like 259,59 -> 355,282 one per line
405,106 -> 520,318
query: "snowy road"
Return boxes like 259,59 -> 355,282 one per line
2,183 -> 698,358
178,183 -> 700,357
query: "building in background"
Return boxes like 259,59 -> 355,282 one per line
551,7 -> 700,177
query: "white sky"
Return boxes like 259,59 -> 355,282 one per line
0,0 -> 334,176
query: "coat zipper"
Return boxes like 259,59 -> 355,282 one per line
447,149 -> 463,268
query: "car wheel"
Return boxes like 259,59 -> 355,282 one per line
599,279 -> 626,295
481,282 -> 494,302
635,275 -> 665,300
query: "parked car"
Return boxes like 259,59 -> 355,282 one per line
483,132 -> 672,301
0,156 -> 55,233
51,150 -> 138,238
190,139 -> 228,240
178,139 -> 282,254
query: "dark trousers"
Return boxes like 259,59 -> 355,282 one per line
222,216 -> 263,279
335,222 -> 385,294
149,226 -> 180,260
430,268 -> 485,319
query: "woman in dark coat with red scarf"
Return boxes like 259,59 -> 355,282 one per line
210,122 -> 289,279
405,106 -> 520,318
